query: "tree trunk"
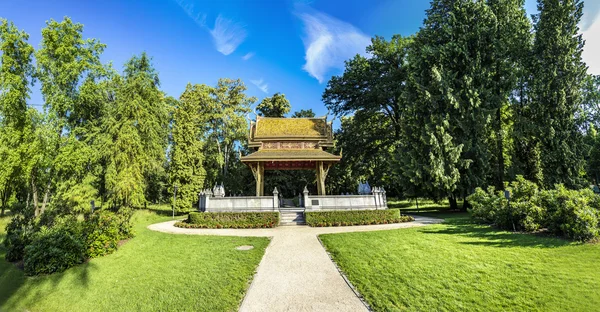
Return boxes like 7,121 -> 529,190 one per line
32,174 -> 39,217
496,106 -> 505,190
461,198 -> 471,211
40,178 -> 52,216
448,195 -> 458,211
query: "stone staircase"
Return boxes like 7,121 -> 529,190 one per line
279,208 -> 306,226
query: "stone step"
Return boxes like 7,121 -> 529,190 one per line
279,212 -> 306,226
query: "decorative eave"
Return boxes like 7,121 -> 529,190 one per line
240,149 -> 341,163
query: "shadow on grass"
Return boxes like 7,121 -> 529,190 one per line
420,216 -> 572,248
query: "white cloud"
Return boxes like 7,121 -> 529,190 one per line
250,78 -> 269,93
582,8 -> 600,75
242,52 -> 255,61
174,1 -> 246,56
296,8 -> 371,83
209,15 -> 247,55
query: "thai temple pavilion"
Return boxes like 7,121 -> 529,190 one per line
241,116 -> 341,196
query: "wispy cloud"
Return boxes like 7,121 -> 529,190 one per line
174,0 -> 247,55
250,78 -> 269,93
295,7 -> 371,83
582,2 -> 600,75
242,52 -> 255,61
210,15 -> 247,55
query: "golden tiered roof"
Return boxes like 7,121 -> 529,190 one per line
241,116 -> 340,166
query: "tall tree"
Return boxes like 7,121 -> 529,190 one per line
170,84 -> 209,211
528,0 -> 587,188
0,19 -> 35,215
35,17 -> 106,216
256,92 -> 291,117
323,35 -> 411,142
398,0 -> 497,208
487,0 -> 532,189
203,78 -> 255,186
103,53 -> 169,208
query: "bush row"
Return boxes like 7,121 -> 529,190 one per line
4,208 -> 133,275
179,212 -> 280,229
468,176 -> 600,241
305,209 -> 413,227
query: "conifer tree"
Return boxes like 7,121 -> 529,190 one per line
528,0 -> 587,188
170,84 -> 209,211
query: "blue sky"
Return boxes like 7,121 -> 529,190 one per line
1,0 -> 598,117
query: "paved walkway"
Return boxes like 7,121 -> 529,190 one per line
148,216 -> 443,312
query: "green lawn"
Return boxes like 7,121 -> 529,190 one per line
320,214 -> 600,311
0,210 -> 270,312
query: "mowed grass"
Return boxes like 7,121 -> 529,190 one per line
320,214 -> 600,311
0,210 -> 270,312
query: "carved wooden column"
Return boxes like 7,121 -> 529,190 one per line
316,161 -> 325,195
250,162 -> 265,196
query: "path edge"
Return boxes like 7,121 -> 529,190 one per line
316,235 -> 373,312
238,236 -> 274,312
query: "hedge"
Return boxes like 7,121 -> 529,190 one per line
176,212 -> 280,229
305,209 -> 413,227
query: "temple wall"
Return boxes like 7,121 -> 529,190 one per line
304,193 -> 387,211
199,194 -> 279,212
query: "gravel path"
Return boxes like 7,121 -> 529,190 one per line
148,216 -> 443,311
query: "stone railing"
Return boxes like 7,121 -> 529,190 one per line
302,187 -> 387,211
199,188 -> 280,212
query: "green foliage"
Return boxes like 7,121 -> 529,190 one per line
526,0 -> 587,188
202,78 -> 255,187
103,53 -> 169,208
181,212 -> 279,228
469,177 -> 600,241
323,36 -> 411,196
256,92 -> 291,117
470,177 -> 545,232
23,217 -> 86,275
84,209 -> 133,258
3,213 -> 35,261
305,209 -> 413,227
540,185 -> 600,241
0,19 -> 35,216
291,109 -> 315,118
170,84 -> 209,211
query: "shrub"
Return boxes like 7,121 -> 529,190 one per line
305,209 -> 413,227
23,217 -> 86,276
84,209 -> 134,258
3,214 -> 36,262
468,176 -> 544,232
540,186 -> 600,241
180,212 -> 279,229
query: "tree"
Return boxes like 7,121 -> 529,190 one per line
203,78 -> 255,186
170,84 -> 209,211
527,0 -> 587,188
256,92 -> 291,117
398,0 -> 498,209
103,53 -> 169,208
35,17 -> 106,216
487,0 -> 532,189
292,109 -> 316,118
0,19 -> 35,215
323,35 -> 411,142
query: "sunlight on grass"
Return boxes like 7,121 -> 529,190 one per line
320,216 -> 600,311
0,210 -> 269,311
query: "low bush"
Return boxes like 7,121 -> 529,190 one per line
84,209 -> 134,258
468,176 -> 600,242
23,217 -> 86,276
305,209 -> 413,227
540,186 -> 600,241
3,214 -> 36,262
178,212 -> 279,229
469,177 -> 545,232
